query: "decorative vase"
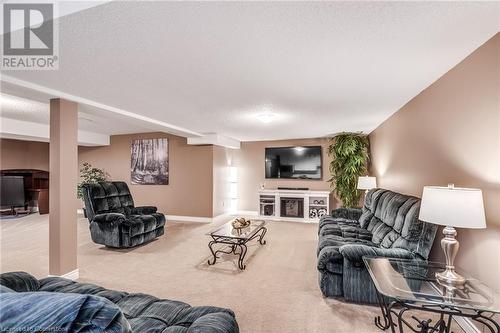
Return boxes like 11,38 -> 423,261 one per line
231,217 -> 251,229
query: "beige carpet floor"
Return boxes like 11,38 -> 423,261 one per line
1,213 -> 463,333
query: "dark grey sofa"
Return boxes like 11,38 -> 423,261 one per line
0,271 -> 239,333
82,181 -> 166,248
317,188 -> 438,304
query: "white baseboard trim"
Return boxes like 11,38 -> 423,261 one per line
78,210 -> 257,223
167,215 -> 213,223
236,210 -> 259,216
212,213 -> 232,224
454,317 -> 481,333
168,212 -> 258,224
49,269 -> 79,280
167,213 -> 232,223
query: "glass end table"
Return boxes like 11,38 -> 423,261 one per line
363,257 -> 500,333
206,219 -> 267,270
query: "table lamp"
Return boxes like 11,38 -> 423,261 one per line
419,184 -> 486,289
357,176 -> 377,194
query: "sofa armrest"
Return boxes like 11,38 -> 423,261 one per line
92,213 -> 126,225
339,244 -> 415,264
331,208 -> 362,221
317,246 -> 343,272
0,272 -> 40,292
131,206 -> 157,215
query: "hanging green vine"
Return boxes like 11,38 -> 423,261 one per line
327,133 -> 370,208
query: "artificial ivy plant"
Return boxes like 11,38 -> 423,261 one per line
77,162 -> 107,199
327,133 -> 370,208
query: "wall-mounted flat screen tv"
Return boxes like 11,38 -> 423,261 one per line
265,146 -> 322,180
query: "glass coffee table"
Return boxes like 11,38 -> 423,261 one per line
207,219 -> 267,270
364,257 -> 500,333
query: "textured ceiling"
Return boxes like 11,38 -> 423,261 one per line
0,93 -> 152,135
2,1 -> 499,141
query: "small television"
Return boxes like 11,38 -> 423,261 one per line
265,146 -> 322,180
0,176 -> 25,208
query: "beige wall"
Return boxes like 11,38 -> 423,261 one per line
234,138 -> 333,212
0,139 -> 50,171
79,132 -> 215,218
369,33 -> 500,291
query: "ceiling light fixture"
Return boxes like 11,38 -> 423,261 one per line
256,112 -> 276,124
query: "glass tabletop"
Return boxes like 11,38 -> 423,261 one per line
207,219 -> 266,240
363,257 -> 500,314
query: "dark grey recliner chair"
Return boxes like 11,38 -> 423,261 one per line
317,188 -> 438,304
82,181 -> 166,248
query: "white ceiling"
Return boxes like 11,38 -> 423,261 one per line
1,1 -> 499,142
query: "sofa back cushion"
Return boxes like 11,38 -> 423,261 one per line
83,181 -> 135,221
361,189 -> 437,259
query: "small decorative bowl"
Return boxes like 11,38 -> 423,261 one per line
231,217 -> 251,229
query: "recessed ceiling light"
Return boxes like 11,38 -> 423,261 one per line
256,112 -> 276,124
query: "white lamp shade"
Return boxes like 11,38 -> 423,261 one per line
419,185 -> 486,229
357,176 -> 377,190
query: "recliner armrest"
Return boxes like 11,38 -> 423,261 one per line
339,244 -> 415,264
331,208 -> 362,221
131,206 -> 158,215
92,213 -> 127,224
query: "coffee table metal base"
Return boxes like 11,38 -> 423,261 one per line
207,227 -> 267,270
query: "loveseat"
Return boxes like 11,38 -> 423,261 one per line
82,181 -> 165,248
0,271 -> 239,333
317,188 -> 438,304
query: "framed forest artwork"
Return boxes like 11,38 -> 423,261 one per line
131,138 -> 169,185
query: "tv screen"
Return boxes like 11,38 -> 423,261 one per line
0,176 -> 25,208
265,146 -> 322,180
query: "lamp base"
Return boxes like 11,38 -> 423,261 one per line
436,268 -> 466,289
436,226 -> 467,290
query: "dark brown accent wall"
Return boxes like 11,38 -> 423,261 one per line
369,33 -> 500,291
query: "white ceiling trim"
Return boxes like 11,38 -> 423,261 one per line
1,74 -> 203,138
0,117 -> 110,146
187,133 -> 241,149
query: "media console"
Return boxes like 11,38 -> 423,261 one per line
258,189 -> 330,223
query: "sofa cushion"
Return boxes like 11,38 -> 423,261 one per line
339,225 -> 372,240
318,234 -> 377,274
319,217 -> 359,237
140,299 -> 190,325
